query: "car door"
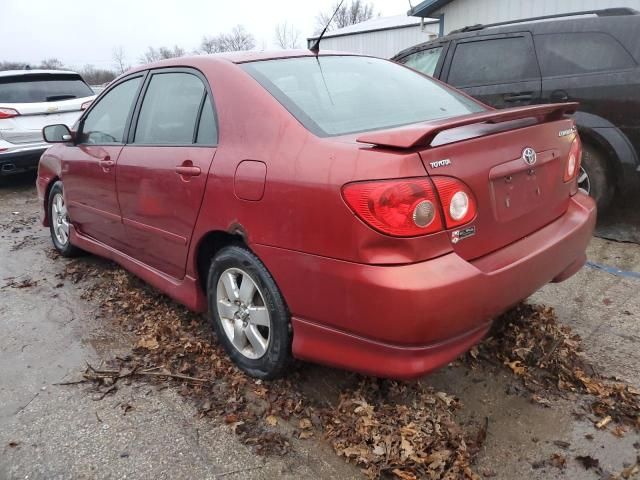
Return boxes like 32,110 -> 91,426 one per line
441,33 -> 542,108
62,74 -> 144,249
534,31 -> 640,142
116,68 -> 218,279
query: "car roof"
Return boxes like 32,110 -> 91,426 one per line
125,49 -> 364,74
0,69 -> 81,78
206,49 -> 360,63
393,11 -> 639,58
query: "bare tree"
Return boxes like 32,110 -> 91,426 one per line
40,58 -> 65,70
79,65 -> 117,85
274,21 -> 301,49
315,0 -> 376,33
140,45 -> 186,63
112,46 -> 129,74
199,36 -> 219,54
198,25 -> 256,54
0,61 -> 29,71
222,25 -> 256,51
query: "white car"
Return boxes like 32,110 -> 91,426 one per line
0,69 -> 95,176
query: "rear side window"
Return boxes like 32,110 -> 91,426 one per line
134,72 -> 206,144
196,93 -> 218,144
398,47 -> 444,77
534,32 -> 636,77
80,77 -> 142,144
0,74 -> 94,103
448,37 -> 539,87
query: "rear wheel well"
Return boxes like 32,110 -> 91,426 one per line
576,129 -> 618,188
196,231 -> 246,294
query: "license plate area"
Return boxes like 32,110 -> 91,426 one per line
489,150 -> 558,223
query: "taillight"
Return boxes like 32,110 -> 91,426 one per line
81,100 -> 93,110
342,176 -> 476,237
0,108 -> 19,119
343,178 -> 444,236
431,177 -> 477,229
564,136 -> 582,182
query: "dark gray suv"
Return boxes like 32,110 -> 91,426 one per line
393,8 -> 640,210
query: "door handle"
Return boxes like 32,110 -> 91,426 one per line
99,156 -> 114,171
175,163 -> 201,177
504,92 -> 534,102
550,90 -> 570,102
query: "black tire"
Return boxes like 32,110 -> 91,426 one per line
581,143 -> 614,212
207,245 -> 291,379
48,181 -> 81,257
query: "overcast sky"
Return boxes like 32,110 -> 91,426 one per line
1,0 -> 411,69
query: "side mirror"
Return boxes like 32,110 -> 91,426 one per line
43,124 -> 73,143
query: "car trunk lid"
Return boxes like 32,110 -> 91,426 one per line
356,103 -> 580,261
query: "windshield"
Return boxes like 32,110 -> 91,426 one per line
241,55 -> 484,137
0,74 -> 94,103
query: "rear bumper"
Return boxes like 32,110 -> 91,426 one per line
254,193 -> 596,379
0,145 -> 47,175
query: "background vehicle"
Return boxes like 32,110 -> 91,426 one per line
37,52 -> 594,380
0,70 -> 95,176
392,8 -> 640,211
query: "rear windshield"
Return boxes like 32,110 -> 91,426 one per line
241,56 -> 484,136
0,74 -> 94,103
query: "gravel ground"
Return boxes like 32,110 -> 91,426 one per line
1,173 -> 639,479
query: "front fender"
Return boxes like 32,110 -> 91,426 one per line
36,148 -> 63,226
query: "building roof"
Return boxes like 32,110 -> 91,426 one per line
0,69 -> 80,78
308,15 -> 437,41
408,0 -> 455,18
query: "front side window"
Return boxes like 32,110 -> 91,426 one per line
242,56 -> 484,137
79,76 -> 142,144
534,32 -> 636,77
0,74 -> 94,103
448,37 -> 539,87
398,47 -> 444,77
134,72 -> 206,144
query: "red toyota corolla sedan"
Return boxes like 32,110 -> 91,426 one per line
37,51 -> 596,380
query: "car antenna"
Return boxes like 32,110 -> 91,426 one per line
310,0 -> 345,55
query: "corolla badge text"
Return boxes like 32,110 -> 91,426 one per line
558,126 -> 577,137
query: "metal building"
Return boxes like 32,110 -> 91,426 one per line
306,15 -> 439,59
408,0 -> 640,35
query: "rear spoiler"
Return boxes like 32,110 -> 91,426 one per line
356,103 -> 578,149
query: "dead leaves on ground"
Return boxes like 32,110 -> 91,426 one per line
57,259 -> 640,479
1,275 -> 39,289
468,303 -> 640,433
323,382 -> 482,479
59,259 -> 483,478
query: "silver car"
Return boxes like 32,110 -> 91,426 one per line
0,69 -> 95,176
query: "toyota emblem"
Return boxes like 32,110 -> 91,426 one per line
522,147 -> 537,166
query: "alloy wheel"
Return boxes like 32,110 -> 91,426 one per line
577,166 -> 591,195
51,192 -> 70,246
216,267 -> 271,359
